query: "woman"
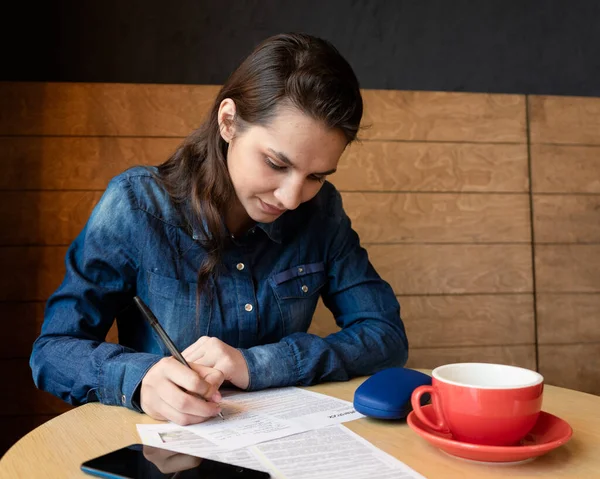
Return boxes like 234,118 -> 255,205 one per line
30,33 -> 408,425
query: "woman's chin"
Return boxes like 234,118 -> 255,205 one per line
250,211 -> 280,223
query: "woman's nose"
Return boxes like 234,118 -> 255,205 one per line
274,178 -> 304,211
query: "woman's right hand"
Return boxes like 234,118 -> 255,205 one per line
140,356 -> 225,425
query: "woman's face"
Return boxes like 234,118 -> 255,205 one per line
219,99 -> 348,227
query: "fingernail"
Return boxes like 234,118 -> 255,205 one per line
212,392 -> 222,402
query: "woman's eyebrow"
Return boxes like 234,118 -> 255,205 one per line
267,148 -> 337,175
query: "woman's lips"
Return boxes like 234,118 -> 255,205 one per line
258,198 -> 286,215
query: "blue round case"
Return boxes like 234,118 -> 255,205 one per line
353,368 -> 432,419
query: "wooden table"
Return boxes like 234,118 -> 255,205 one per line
2,376 -> 600,478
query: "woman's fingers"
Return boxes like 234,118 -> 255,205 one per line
156,380 -> 221,424
182,336 -> 211,362
165,357 -> 220,401
140,357 -> 223,425
191,363 -> 225,397
184,337 -> 250,390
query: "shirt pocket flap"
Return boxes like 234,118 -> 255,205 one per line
270,262 -> 327,299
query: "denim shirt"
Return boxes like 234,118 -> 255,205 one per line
30,166 -> 408,412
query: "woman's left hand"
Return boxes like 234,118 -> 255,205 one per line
182,336 -> 250,390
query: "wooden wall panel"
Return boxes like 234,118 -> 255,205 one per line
535,245 -> 600,293
368,244 -> 532,294
1,84 -> 525,142
335,142 -> 528,192
531,145 -> 600,193
534,195 -> 600,243
344,193 -> 530,243
0,83 -> 220,136
400,295 -> 535,348
0,302 -> 45,358
0,360 -> 73,415
406,345 -> 536,371
529,96 -> 600,145
0,247 -> 67,301
310,293 -> 536,371
0,192 -> 102,246
537,294 -> 600,344
0,191 -> 530,247
309,294 -> 535,348
0,137 -> 179,190
0,245 -> 533,303
1,137 -> 528,193
0,302 -> 119,358
530,94 -> 600,397
539,344 -> 600,395
361,90 -> 526,142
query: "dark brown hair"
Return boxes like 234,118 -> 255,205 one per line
157,33 -> 363,294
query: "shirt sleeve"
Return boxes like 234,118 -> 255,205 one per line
241,186 -> 409,390
30,176 -> 162,411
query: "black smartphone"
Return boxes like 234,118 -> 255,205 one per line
81,444 -> 270,478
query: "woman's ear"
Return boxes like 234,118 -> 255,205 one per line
218,98 -> 237,143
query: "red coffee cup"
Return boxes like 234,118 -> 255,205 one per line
411,363 -> 544,446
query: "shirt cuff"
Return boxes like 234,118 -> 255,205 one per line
240,341 -> 298,391
98,347 -> 162,412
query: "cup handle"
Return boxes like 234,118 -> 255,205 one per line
411,385 -> 449,432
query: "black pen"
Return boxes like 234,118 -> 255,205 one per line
133,296 -> 225,420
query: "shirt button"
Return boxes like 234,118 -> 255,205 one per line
121,394 -> 126,405
244,303 -> 253,312
298,267 -> 304,274
236,263 -> 245,271
301,285 -> 309,293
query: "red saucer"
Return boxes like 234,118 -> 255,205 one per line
407,404 -> 572,464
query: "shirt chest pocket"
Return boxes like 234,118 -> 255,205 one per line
269,262 -> 327,334
148,270 -> 200,306
146,271 -> 210,348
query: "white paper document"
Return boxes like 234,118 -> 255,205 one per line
137,423 -> 427,479
183,387 -> 364,450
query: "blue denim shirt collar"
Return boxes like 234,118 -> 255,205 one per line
185,202 -> 283,244
255,221 -> 283,244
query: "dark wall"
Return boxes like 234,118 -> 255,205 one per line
5,0 -> 600,96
